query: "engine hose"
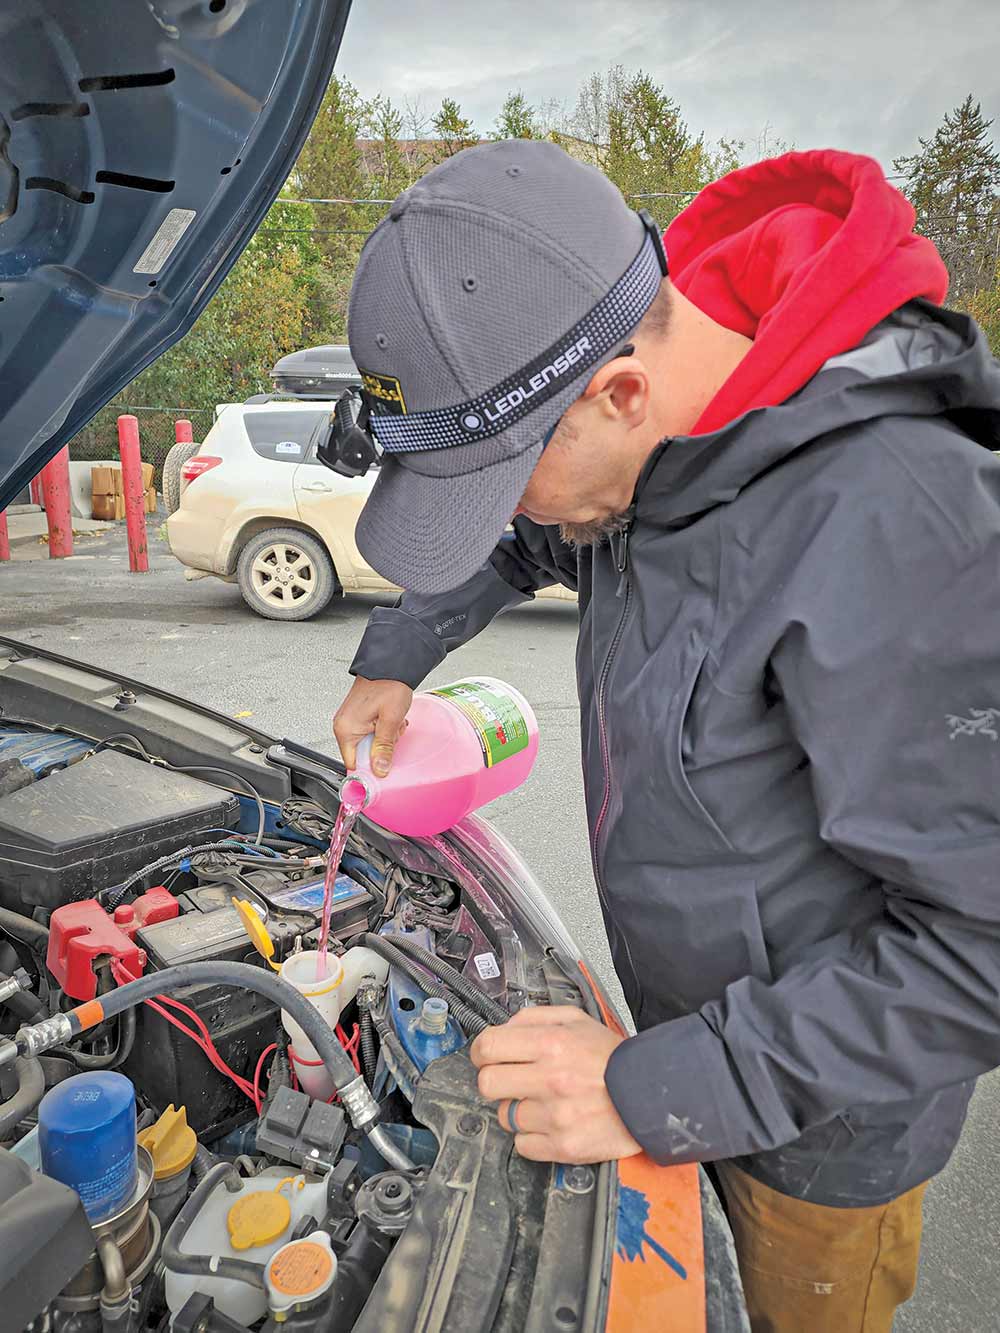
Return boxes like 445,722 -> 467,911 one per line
326,1217 -> 394,1327
365,932 -> 508,1026
162,1161 -> 267,1290
0,969 -> 45,1023
0,1056 -> 45,1138
0,908 -> 49,952
358,935 -> 493,1037
191,1143 -> 219,1179
371,1009 -> 420,1101
56,960 -> 406,1159
53,1007 -> 137,1071
358,1002 -> 379,1086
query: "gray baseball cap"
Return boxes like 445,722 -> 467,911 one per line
348,139 -> 667,595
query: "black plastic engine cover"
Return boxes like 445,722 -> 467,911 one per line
0,749 -> 239,910
0,1146 -> 94,1326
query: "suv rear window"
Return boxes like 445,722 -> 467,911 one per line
244,411 -> 328,463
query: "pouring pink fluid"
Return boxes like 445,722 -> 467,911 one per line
317,678 -> 538,978
315,790 -> 364,979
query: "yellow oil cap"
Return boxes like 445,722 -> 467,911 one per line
137,1105 -> 197,1181
227,1190 -> 292,1251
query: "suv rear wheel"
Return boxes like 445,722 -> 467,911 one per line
236,527 -> 337,621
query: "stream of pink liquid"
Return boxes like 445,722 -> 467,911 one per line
316,790 -> 365,979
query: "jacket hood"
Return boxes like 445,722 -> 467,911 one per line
665,149 -> 950,434
637,299 -> 1000,529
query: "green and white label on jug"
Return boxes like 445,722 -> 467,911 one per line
430,678 -> 530,768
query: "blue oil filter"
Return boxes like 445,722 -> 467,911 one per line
39,1071 -> 137,1221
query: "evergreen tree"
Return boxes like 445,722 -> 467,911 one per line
291,76 -> 370,269
894,95 -> 1000,297
492,92 -> 542,140
431,97 -> 478,158
560,66 -> 725,227
364,95 -> 414,198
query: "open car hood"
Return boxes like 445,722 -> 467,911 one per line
0,0 -> 351,508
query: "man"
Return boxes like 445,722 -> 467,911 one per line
332,140 -> 1000,1331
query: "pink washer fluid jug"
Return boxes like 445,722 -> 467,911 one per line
343,676 -> 539,837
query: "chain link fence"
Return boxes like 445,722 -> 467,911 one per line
68,404 -> 216,488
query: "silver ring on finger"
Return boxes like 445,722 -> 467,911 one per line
507,1099 -> 523,1134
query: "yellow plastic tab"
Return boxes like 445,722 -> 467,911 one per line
232,896 -> 281,970
268,1240 -> 334,1296
137,1104 -> 197,1181
227,1190 -> 292,1251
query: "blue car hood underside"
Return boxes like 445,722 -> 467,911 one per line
0,0 -> 350,507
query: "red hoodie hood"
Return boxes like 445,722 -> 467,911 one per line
665,150 -> 949,435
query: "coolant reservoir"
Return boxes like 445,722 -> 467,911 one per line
279,946 -> 390,1100
163,1169 -> 328,1326
345,677 -> 539,837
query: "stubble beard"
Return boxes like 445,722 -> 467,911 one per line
559,512 -> 630,548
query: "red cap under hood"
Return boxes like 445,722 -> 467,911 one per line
665,150 -> 950,435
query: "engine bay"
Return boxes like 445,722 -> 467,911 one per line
0,723 -> 563,1333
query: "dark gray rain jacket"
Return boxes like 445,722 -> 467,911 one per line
351,300 -> 1000,1205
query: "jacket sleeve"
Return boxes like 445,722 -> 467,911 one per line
349,519 -> 577,689
606,442 -> 1000,1165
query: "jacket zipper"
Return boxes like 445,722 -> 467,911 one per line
590,517 -> 642,1005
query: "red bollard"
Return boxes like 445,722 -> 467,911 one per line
175,418 -> 194,445
29,475 -> 42,508
117,415 -> 149,573
40,447 -> 73,559
0,511 -> 10,563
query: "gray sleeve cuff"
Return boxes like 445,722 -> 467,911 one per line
604,1012 -> 750,1166
349,607 -> 447,689
349,562 -> 532,689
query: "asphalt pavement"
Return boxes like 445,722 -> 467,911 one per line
0,523 -> 995,1331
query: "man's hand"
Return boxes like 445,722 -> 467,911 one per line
471,1006 -> 643,1164
333,676 -> 413,775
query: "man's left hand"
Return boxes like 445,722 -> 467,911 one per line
470,1005 -> 643,1164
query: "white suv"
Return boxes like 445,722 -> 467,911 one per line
166,349 -> 575,621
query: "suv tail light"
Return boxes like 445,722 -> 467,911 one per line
181,455 -> 223,483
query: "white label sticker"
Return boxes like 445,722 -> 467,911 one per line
275,440 -> 302,454
133,208 -> 197,275
473,951 -> 501,980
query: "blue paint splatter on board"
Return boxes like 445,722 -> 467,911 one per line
616,1185 -> 688,1280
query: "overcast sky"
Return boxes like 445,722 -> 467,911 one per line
337,0 -> 999,172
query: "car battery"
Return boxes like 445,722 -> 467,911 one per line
122,904 -> 274,1140
122,872 -> 374,1138
245,869 -> 373,940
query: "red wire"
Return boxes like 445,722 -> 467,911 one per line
110,962 -> 364,1107
111,960 -> 256,1104
253,1043 -> 278,1115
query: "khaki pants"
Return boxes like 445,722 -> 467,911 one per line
715,1161 -> 927,1333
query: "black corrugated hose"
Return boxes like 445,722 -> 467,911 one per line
371,1008 -> 420,1101
360,932 -> 508,1028
357,993 -> 379,1086
357,935 -> 490,1037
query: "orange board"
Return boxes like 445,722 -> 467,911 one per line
579,962 -> 707,1333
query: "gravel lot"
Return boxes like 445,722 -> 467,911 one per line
0,523 -> 995,1331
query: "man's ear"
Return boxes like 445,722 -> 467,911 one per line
581,354 -> 651,425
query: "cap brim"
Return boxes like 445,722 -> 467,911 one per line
356,438 -> 545,595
